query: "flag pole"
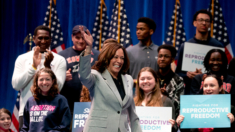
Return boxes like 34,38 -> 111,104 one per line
29,33 -> 33,51
210,0 -> 214,37
173,0 -> 179,47
49,0 -> 53,29
99,0 -> 104,50
117,0 -> 121,43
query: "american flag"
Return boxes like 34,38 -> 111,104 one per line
10,91 -> 20,132
43,0 -> 65,53
92,0 -> 110,50
164,0 -> 186,60
108,0 -> 132,48
208,0 -> 233,62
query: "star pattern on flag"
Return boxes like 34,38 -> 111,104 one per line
164,1 -> 186,54
108,0 -> 132,48
43,1 -> 65,53
208,0 -> 233,61
92,0 -> 110,50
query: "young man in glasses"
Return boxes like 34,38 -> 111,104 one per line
157,45 -> 184,119
175,9 -> 223,94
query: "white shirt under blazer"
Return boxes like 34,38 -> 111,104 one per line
79,53 -> 142,132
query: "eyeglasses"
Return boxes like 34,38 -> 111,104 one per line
158,54 -> 171,59
197,19 -> 210,24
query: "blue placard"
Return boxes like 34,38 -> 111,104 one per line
180,94 -> 231,128
72,102 -> 91,132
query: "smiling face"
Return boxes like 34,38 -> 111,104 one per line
138,71 -> 156,94
0,113 -> 11,130
203,77 -> 222,95
72,32 -> 86,51
33,30 -> 51,52
209,52 -> 223,72
37,72 -> 54,96
107,48 -> 124,77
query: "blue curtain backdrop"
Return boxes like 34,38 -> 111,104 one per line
1,0 -> 235,112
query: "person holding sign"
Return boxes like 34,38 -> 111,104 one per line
175,9 -> 223,95
177,74 -> 235,132
21,68 -> 71,132
134,67 -> 177,131
78,26 -> 142,132
191,49 -> 235,94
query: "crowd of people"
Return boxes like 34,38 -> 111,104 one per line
1,9 -> 235,132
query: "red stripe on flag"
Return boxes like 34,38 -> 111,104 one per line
51,48 -> 57,53
61,43 -> 65,50
51,44 -> 65,53
12,114 -> 19,132
225,47 -> 232,63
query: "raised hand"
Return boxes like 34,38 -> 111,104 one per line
66,68 -> 72,81
79,26 -> 93,47
33,46 -> 42,69
44,49 -> 54,69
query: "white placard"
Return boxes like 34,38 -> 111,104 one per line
136,106 -> 172,132
182,42 -> 224,72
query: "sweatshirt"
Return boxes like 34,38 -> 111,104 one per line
21,94 -> 71,132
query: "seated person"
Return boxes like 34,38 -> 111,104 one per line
0,108 -> 13,132
21,68 -> 71,132
177,74 -> 235,132
134,67 -> 177,132
191,49 -> 235,94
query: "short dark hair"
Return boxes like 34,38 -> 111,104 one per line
34,25 -> 51,37
157,45 -> 177,58
0,108 -> 11,119
193,9 -> 213,23
203,49 -> 228,73
31,68 -> 59,100
92,43 -> 130,74
138,17 -> 156,32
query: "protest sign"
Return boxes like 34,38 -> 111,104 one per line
72,102 -> 91,132
136,106 -> 172,132
182,42 -> 224,72
180,94 -> 231,128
